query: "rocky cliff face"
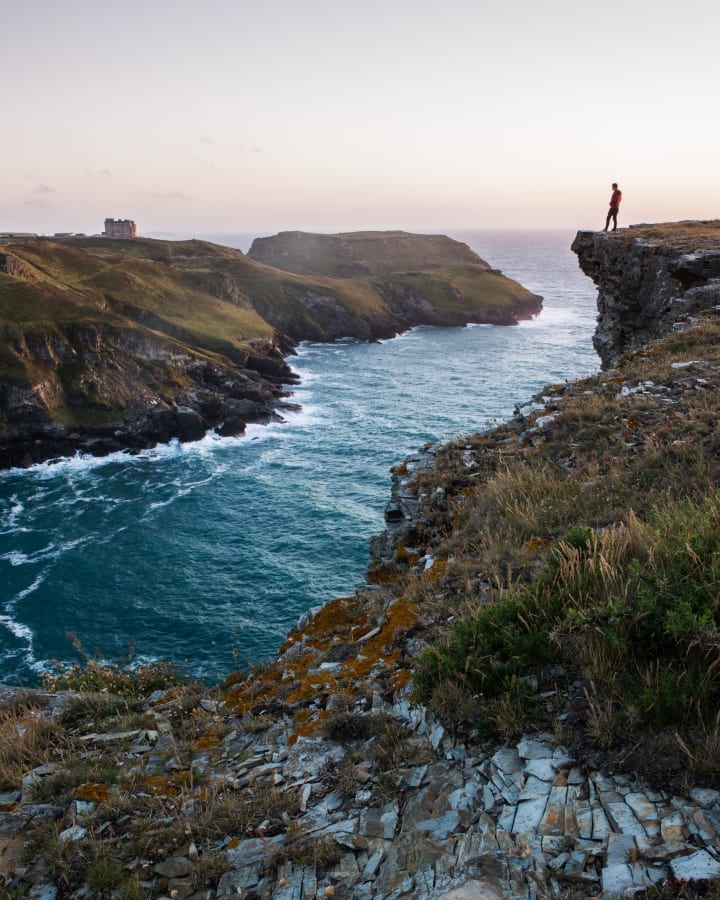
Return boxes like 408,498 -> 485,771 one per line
572,221 -> 720,368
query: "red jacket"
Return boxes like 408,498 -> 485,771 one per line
610,189 -> 622,209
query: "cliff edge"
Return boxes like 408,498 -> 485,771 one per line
572,220 -> 720,367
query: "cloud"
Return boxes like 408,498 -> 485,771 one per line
85,168 -> 113,177
21,198 -> 54,210
199,136 -> 215,145
230,143 -> 264,155
147,191 -> 192,201
33,184 -> 56,194
193,156 -> 217,170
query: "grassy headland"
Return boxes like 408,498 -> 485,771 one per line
0,233 -> 539,466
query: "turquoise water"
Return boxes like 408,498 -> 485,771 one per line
0,230 -> 599,685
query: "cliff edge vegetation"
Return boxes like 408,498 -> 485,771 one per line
0,232 -> 539,468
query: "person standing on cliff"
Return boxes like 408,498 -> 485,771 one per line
603,183 -> 622,231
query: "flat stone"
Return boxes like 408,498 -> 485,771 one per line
538,803 -> 566,836
429,723 -> 446,750
413,810 -> 462,840
517,738 -> 552,760
225,834 -> 285,867
661,811 -> 688,842
690,787 -> 720,808
625,792 -> 658,825
512,796 -> 548,834
523,757 -> 557,781
491,747 -> 522,774
601,862 -> 634,898
154,856 -> 192,878
546,849 -> 569,871
592,805 -> 612,839
640,840 -> 695,862
518,775 -> 551,801
27,886 -> 58,900
380,807 -> 399,840
688,807 -> 719,843
57,825 -> 87,845
439,879 -> 505,899
273,863 -> 305,899
670,849 -> 720,882
448,780 -> 482,811
606,832 -> 637,866
491,773 -> 519,805
563,848 -> 596,881
362,849 -> 385,880
605,801 -> 646,837
482,783 -> 498,813
497,804 -> 517,832
574,800 -> 593,839
79,729 -> 140,743
407,764 -> 428,788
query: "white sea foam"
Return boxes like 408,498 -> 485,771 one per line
1,550 -> 31,567
16,572 -> 47,601
1,536 -> 90,567
518,305 -> 581,328
0,613 -> 34,642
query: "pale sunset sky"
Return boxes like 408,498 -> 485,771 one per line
2,0 -> 718,238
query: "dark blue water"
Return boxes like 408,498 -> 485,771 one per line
0,230 -> 599,685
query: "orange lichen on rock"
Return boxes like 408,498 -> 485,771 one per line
192,733 -> 221,751
288,709 -> 330,747
395,541 -> 421,566
423,557 -> 448,582
140,772 -> 191,797
75,782 -> 112,803
366,564 -> 401,585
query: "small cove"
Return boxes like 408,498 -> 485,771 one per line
0,230 -> 599,685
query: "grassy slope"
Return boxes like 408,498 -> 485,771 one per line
247,230 -> 487,275
247,230 -> 539,318
392,310 -> 720,787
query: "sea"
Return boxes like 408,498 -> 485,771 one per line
0,230 -> 600,686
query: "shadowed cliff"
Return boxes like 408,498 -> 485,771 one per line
573,220 -> 720,367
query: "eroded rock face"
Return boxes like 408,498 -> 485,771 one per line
0,327 -> 296,469
572,226 -> 720,368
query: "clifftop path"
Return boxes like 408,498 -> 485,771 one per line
572,220 -> 720,367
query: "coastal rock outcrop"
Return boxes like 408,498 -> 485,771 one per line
572,221 -> 720,367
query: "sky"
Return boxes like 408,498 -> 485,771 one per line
2,0 -> 719,238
